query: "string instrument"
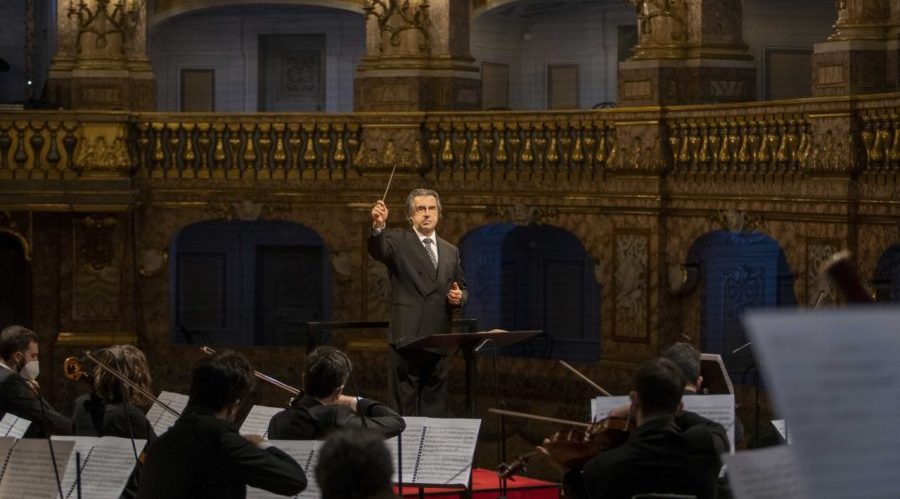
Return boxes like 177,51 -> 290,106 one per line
820,250 -> 876,304
64,352 -> 181,418
200,346 -> 303,401
489,408 -> 632,471
492,360 -> 627,477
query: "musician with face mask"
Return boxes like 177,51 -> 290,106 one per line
0,324 -> 71,437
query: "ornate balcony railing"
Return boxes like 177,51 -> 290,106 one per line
422,111 -> 616,181
2,92 -> 900,188
131,114 -> 364,180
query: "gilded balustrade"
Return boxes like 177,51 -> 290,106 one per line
666,110 -> 812,177
860,109 -> 900,174
131,114 -> 363,180
0,113 -> 83,179
423,112 -> 616,181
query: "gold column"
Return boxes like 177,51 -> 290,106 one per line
353,0 -> 481,111
812,0 -> 892,96
47,0 -> 156,110
617,0 -> 755,106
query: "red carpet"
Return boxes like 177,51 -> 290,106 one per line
395,468 -> 560,498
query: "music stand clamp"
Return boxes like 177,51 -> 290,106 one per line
396,330 -> 541,417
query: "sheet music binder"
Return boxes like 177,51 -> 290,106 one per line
386,417 -> 481,488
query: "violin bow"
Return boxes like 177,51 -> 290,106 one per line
558,360 -> 612,396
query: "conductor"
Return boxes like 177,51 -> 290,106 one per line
369,188 -> 468,416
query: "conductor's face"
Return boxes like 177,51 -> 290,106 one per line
410,195 -> 439,236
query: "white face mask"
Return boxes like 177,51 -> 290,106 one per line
20,360 -> 39,381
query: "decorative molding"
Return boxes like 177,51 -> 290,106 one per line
72,214 -> 123,320
612,229 -> 651,343
137,248 -> 167,277
0,212 -> 33,261
710,209 -> 762,233
205,200 -> 290,222
484,203 -> 559,226
363,0 -> 432,54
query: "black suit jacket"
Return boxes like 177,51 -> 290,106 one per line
267,395 -> 406,440
138,404 -> 307,499
572,411 -> 729,499
368,228 -> 468,345
0,365 -> 71,438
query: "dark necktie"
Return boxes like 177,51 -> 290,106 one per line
422,238 -> 438,269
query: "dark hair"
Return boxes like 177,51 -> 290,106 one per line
189,351 -> 255,412
405,188 -> 442,219
315,429 -> 394,499
304,346 -> 351,399
662,342 -> 701,385
93,345 -> 154,406
633,358 -> 686,416
0,325 -> 38,360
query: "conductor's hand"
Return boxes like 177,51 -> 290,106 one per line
447,281 -> 463,306
372,200 -> 388,230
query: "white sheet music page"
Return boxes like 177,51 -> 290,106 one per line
240,405 -> 283,438
387,416 -> 426,484
0,436 -> 17,482
0,438 -> 74,499
387,417 -> 480,486
54,436 -> 146,499
246,440 -> 322,499
0,413 -> 31,438
771,419 -> 791,444
52,436 -> 98,498
592,394 -> 736,450
744,307 -> 900,499
146,391 -> 189,436
725,445 -> 810,499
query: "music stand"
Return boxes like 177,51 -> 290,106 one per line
700,352 -> 734,395
397,330 -> 541,417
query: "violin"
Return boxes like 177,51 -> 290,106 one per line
820,250 -> 875,304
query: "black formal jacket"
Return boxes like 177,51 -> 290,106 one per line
368,228 -> 468,345
0,365 -> 71,438
138,404 -> 307,499
72,393 -> 156,499
267,395 -> 406,440
571,411 -> 729,499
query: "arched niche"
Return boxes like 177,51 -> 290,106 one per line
686,230 -> 796,382
458,223 -> 601,362
873,243 -> 900,303
0,232 -> 31,329
169,219 -> 331,346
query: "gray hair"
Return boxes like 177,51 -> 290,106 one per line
405,188 -> 443,218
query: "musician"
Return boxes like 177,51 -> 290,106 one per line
663,341 -> 743,443
566,358 -> 729,499
0,324 -> 71,437
72,345 -> 156,499
138,351 -> 307,499
315,428 -> 395,499
369,188 -> 468,416
663,342 -> 703,394
267,346 -> 405,439
73,345 -> 156,440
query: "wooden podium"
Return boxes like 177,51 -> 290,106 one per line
398,330 -> 541,417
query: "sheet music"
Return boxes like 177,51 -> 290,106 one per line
386,417 -> 480,486
744,308 -> 900,499
146,391 -> 189,436
0,436 -> 17,482
772,419 -> 791,444
53,436 -> 146,499
0,414 -> 31,438
725,445 -> 810,499
246,440 -> 322,499
591,394 -> 736,450
240,405 -> 282,438
0,439 -> 74,499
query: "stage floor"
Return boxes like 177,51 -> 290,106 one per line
396,468 -> 560,498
